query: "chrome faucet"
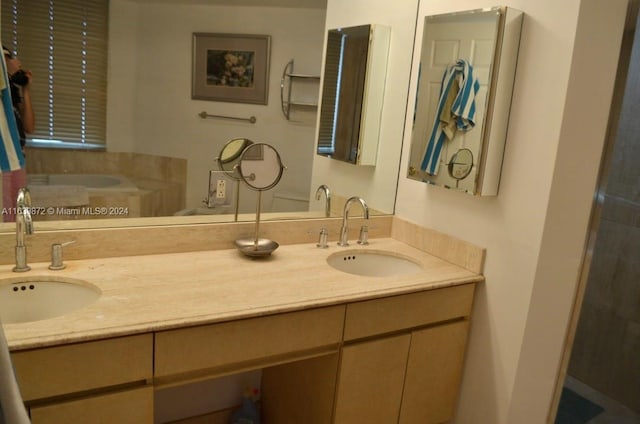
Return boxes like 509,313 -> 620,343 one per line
338,196 -> 369,247
315,185 -> 331,217
13,188 -> 34,272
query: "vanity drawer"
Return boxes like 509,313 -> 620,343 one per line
154,305 -> 345,378
343,283 -> 475,341
29,385 -> 153,424
12,334 -> 153,401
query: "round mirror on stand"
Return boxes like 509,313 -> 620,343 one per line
218,138 -> 253,173
216,138 -> 254,221
234,143 -> 285,257
447,148 -> 474,187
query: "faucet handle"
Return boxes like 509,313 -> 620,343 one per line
357,225 -> 369,245
49,241 -> 76,270
317,227 -> 329,249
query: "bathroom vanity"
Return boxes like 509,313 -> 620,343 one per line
1,221 -> 483,423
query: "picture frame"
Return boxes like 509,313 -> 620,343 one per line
192,32 -> 271,104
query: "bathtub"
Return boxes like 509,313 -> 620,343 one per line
27,174 -> 139,192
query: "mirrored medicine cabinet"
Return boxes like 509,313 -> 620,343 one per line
316,24 -> 391,166
407,7 -> 523,195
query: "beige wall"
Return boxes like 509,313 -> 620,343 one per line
107,0 -> 327,211
394,0 -> 627,422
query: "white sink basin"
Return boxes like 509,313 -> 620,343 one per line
327,250 -> 423,277
0,276 -> 101,324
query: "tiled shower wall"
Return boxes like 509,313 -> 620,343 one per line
567,28 -> 640,413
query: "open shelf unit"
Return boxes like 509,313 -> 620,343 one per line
280,59 -> 320,120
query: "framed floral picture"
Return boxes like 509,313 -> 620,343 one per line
192,33 -> 271,104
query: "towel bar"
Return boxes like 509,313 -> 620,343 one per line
198,111 -> 257,124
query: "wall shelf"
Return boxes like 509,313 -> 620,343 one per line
280,59 -> 320,120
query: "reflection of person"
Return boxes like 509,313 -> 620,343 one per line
3,46 -> 34,147
1,46 -> 34,222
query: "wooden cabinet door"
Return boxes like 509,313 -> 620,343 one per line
333,334 -> 411,423
399,320 -> 470,423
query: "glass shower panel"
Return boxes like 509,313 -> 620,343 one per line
556,11 -> 640,423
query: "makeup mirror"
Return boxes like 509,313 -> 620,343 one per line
234,143 -> 285,257
448,148 -> 474,182
237,144 -> 285,191
208,138 -> 255,220
218,138 -> 253,175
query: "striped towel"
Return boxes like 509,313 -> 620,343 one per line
0,51 -> 24,172
420,59 -> 480,175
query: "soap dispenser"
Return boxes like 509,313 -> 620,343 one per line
230,387 -> 260,424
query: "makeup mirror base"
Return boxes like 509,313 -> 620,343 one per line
234,238 -> 279,257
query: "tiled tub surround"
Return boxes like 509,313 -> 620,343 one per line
24,148 -> 187,218
0,217 -> 485,423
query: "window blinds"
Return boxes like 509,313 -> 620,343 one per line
317,30 -> 343,154
1,0 -> 108,146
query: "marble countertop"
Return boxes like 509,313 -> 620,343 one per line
1,238 -> 483,351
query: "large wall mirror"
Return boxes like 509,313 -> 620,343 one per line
406,7 -> 523,196
0,0 -> 418,233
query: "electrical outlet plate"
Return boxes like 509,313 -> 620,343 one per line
207,171 -> 235,207
216,179 -> 226,199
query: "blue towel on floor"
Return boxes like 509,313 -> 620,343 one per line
555,387 -> 604,424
